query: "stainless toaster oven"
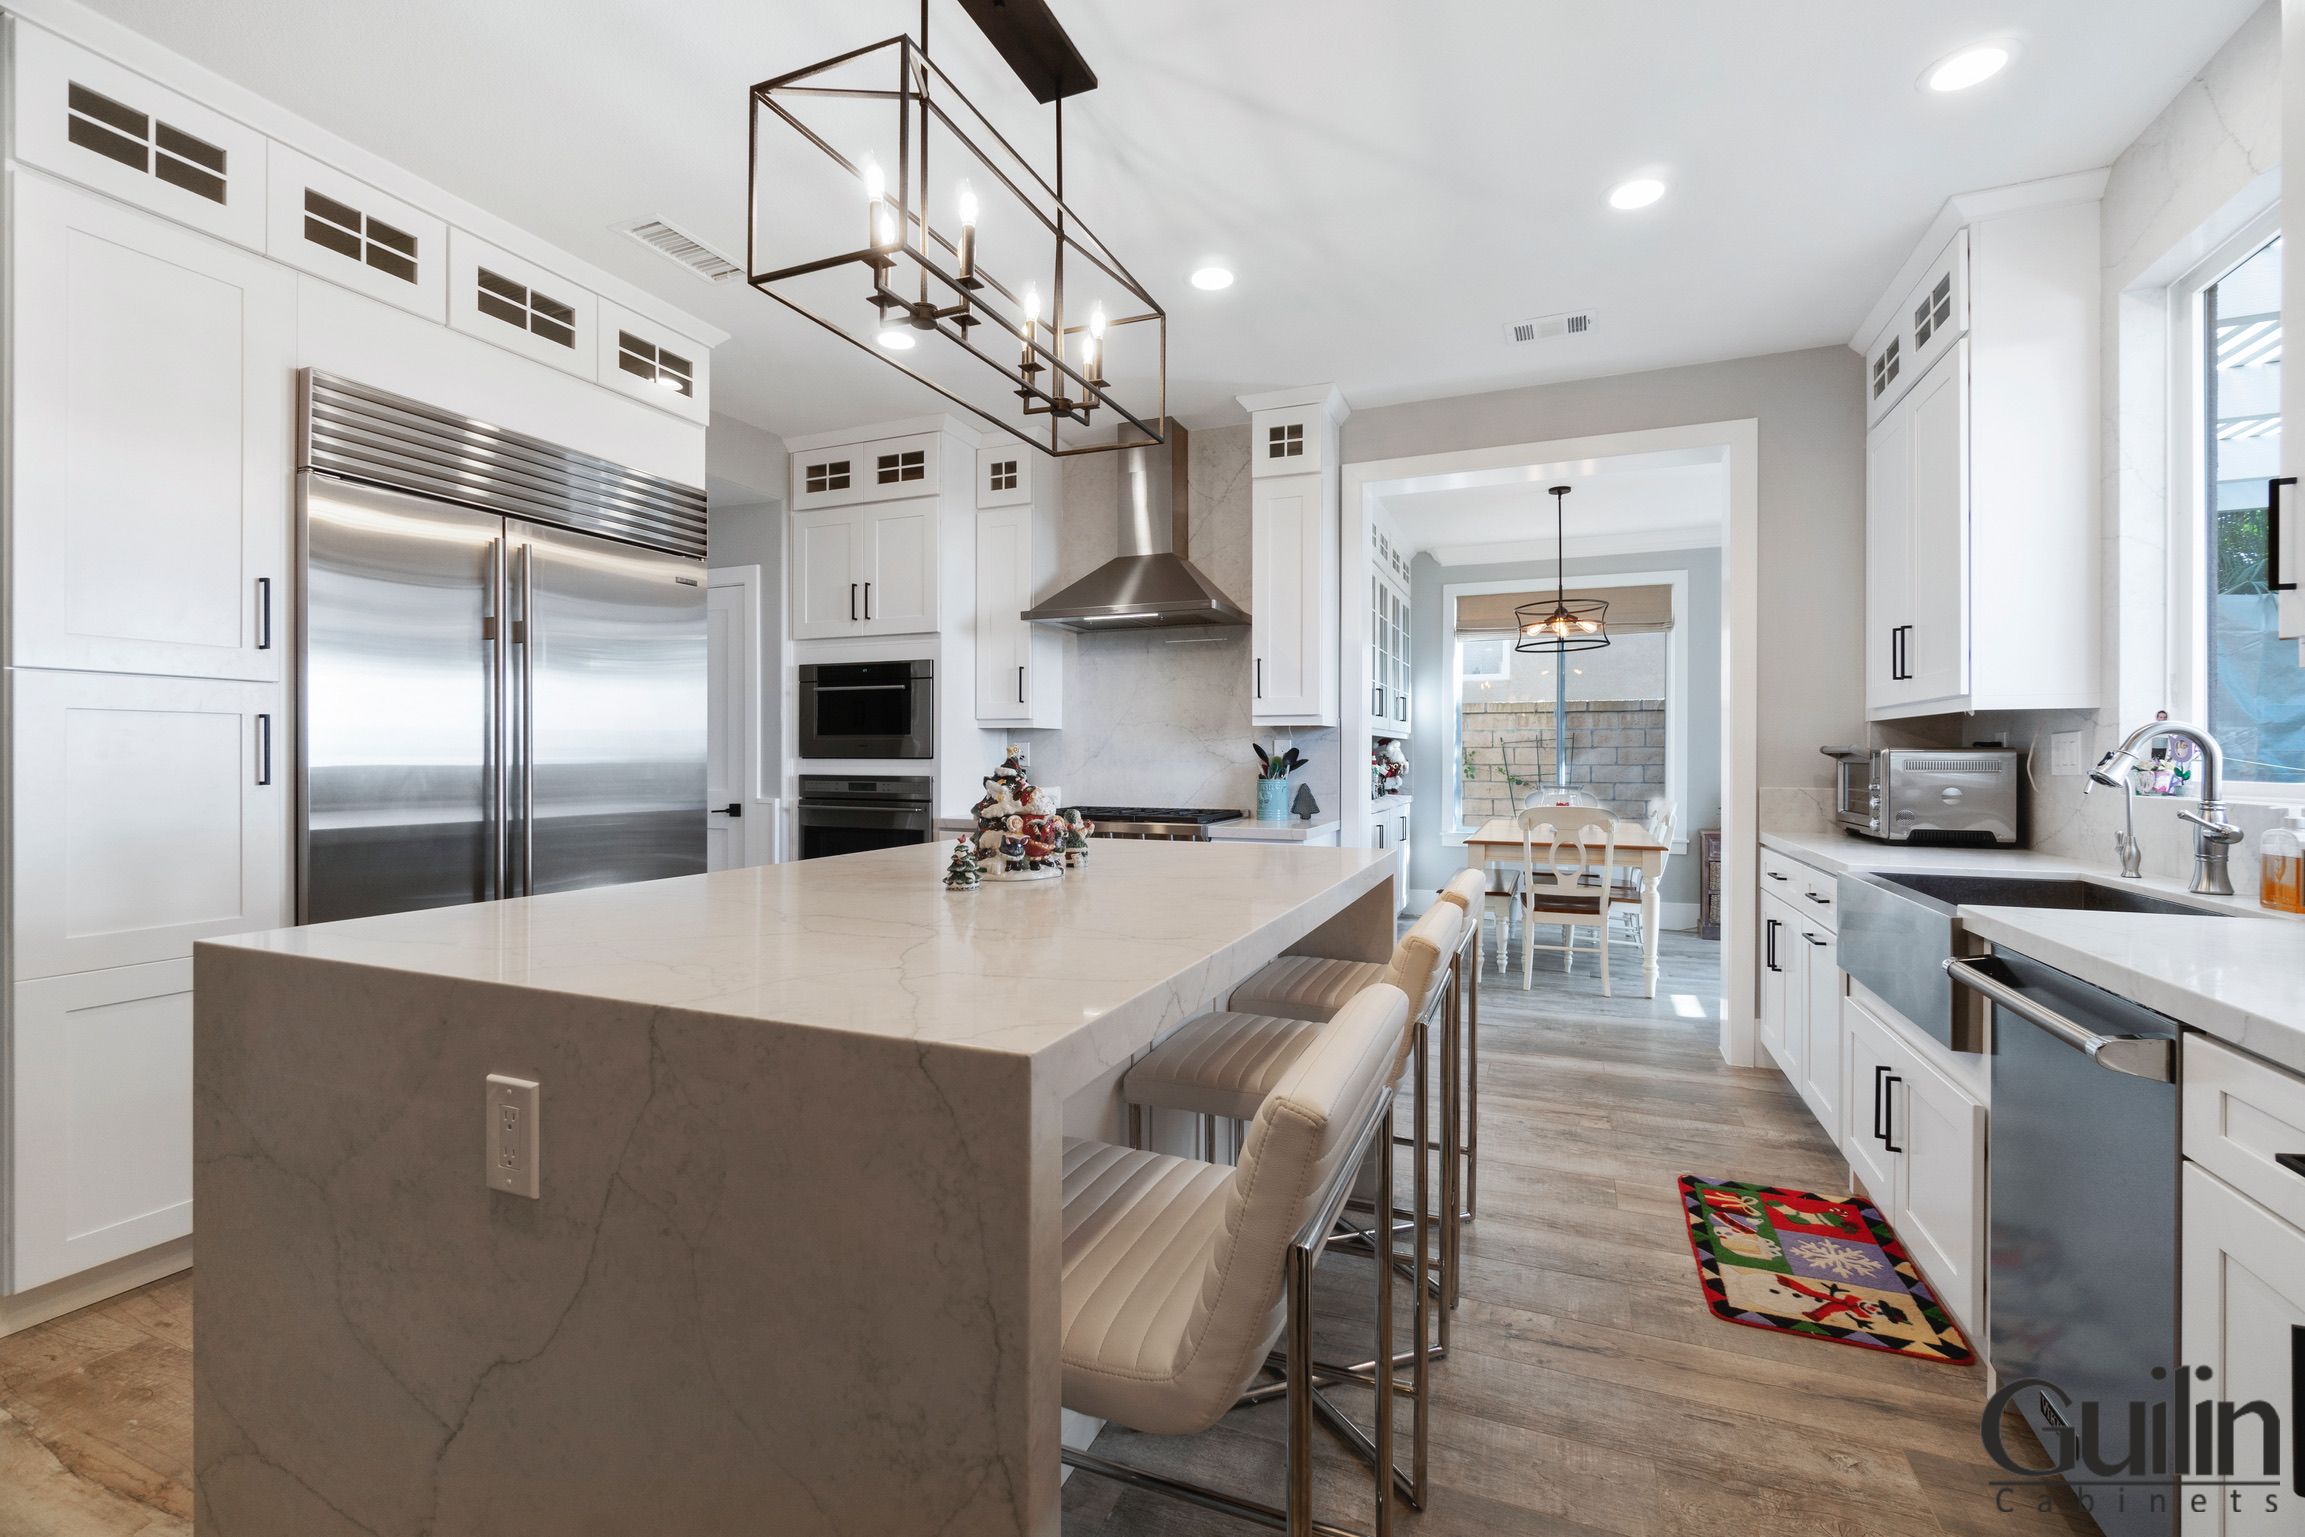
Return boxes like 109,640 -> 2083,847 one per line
1820,747 -> 2022,845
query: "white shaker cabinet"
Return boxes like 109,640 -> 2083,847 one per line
1841,988 -> 1985,1336
10,961 -> 194,1292
10,669 -> 287,980
2179,1164 -> 2303,1535
973,481 -> 1063,729
1243,387 -> 1347,729
9,172 -> 296,681
1856,184 -> 2100,721
788,501 -> 939,639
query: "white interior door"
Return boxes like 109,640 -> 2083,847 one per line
706,565 -> 766,870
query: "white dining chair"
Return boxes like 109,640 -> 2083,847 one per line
1513,805 -> 1617,995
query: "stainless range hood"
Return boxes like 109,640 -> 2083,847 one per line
1021,424 -> 1250,630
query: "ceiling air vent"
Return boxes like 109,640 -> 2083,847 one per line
617,217 -> 741,284
1504,310 -> 1595,345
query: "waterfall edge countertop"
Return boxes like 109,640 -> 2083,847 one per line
1763,826 -> 2305,1074
201,839 -> 1393,1098
192,840 -> 1397,1537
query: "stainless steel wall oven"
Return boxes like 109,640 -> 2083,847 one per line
798,660 -> 934,759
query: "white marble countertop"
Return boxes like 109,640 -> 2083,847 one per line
1208,814 -> 1342,843
1370,793 -> 1413,811
1762,825 -> 2305,1073
204,839 -> 1394,1097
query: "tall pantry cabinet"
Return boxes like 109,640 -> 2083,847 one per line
0,15 -> 718,1322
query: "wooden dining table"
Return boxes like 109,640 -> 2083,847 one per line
1462,816 -> 1671,998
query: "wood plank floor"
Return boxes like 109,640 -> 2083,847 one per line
0,931 -> 2093,1536
1063,929 -> 2099,1536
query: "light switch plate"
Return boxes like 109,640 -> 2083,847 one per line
2049,731 -> 2083,776
486,1074 -> 540,1198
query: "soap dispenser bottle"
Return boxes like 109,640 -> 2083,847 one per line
2260,808 -> 2305,913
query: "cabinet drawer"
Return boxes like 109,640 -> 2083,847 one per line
1759,849 -> 1835,928
2183,1034 -> 2305,1233
11,961 -> 195,1292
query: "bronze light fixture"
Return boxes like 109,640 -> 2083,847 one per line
1515,485 -> 1610,654
746,0 -> 1166,457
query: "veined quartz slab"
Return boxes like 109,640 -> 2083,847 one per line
194,840 -> 1394,1536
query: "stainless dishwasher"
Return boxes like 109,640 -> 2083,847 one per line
1947,952 -> 2179,1537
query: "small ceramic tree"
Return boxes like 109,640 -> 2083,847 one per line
941,836 -> 981,889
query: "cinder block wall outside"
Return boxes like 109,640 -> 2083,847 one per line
1459,699 -> 1667,823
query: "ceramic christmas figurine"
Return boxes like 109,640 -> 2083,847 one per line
941,837 -> 981,889
964,746 -> 1065,881
1060,809 -> 1094,867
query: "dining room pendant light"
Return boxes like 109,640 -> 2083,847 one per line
1514,485 -> 1610,654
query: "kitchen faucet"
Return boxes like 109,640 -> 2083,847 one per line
2086,720 -> 2242,895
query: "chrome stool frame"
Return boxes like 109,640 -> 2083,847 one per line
1062,1092 -> 1400,1537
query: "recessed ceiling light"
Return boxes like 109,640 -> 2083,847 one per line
875,327 -> 917,351
1925,43 -> 2011,93
1189,264 -> 1235,291
1607,177 -> 1666,212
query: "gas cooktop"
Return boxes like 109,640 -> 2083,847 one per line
1065,806 -> 1244,841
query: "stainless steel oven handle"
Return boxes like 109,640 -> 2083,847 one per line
1943,956 -> 2174,1081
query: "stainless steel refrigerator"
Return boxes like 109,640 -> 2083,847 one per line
296,372 -> 707,925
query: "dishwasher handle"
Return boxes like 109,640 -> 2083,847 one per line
1943,956 -> 2174,1082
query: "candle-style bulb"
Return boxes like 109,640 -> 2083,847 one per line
957,179 -> 978,228
862,155 -> 885,205
1022,284 -> 1042,330
875,203 -> 900,250
1088,303 -> 1107,340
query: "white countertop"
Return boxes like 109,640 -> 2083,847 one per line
1762,826 -> 2305,1074
1371,793 -> 1413,811
204,839 -> 1393,1097
1208,814 -> 1341,843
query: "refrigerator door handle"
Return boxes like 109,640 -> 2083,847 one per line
517,541 -> 537,897
486,536 -> 508,900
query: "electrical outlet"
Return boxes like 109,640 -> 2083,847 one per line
486,1074 -> 540,1198
2050,731 -> 2084,776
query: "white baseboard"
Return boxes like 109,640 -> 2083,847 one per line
0,1235 -> 192,1337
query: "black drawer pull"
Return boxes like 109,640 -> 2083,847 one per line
2277,1153 -> 2305,1180
1882,1074 -> 1903,1153
1873,1064 -> 1890,1144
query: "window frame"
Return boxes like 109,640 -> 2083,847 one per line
2168,205 -> 2294,797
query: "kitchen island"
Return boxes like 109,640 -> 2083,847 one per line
192,839 -> 1396,1536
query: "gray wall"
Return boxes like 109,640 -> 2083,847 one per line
1410,545 -> 1724,905
1345,344 -> 1866,799
704,413 -> 789,784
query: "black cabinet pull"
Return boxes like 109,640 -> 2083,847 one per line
256,576 -> 272,650
255,713 -> 272,786
1764,918 -> 1778,972
2276,1153 -> 2305,1179
2271,476 -> 2298,592
850,583 -> 859,622
1256,658 -> 1263,699
864,582 -> 873,620
1018,664 -> 1026,704
1882,1074 -> 1903,1153
711,802 -> 742,817
1803,931 -> 1827,946
1766,870 -> 1789,882
1872,1064 -> 1890,1144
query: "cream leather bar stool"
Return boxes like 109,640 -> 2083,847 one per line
1433,869 -> 1486,1230
1061,985 -> 1411,1535
1120,902 -> 1459,1500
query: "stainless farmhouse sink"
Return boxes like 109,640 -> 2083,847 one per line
1837,872 -> 2229,1050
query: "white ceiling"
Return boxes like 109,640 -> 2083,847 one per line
1380,448 -> 1726,566
79,0 -> 2263,439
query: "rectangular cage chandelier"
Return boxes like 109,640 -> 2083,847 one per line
746,0 -> 1167,458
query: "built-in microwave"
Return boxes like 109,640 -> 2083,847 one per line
798,660 -> 934,760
